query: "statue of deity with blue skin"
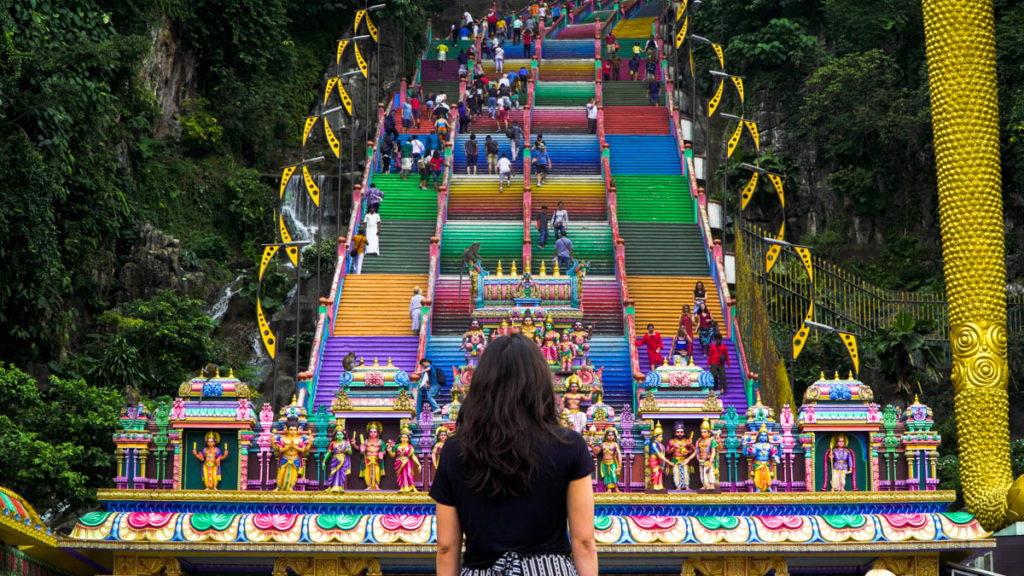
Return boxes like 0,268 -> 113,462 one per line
744,424 -> 779,493
826,434 -> 856,492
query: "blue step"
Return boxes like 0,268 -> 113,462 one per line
606,135 -> 682,175
452,134 -> 527,172
528,135 -> 601,174
542,39 -> 595,59
637,335 -> 748,413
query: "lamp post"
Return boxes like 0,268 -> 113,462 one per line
718,109 -> 752,236
261,239 -> 313,409
740,161 -> 782,241
330,69 -> 363,246
690,33 -> 713,156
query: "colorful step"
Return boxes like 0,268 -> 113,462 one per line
530,221 -> 614,274
430,276 -> 475,335
606,135 -> 680,174
440,221 -> 523,274
619,222 -> 708,276
530,175 -> 607,221
614,175 -> 694,223
334,274 -> 429,336
611,16 -> 655,37
358,219 -> 434,275
582,275 -> 624,335
602,80 -> 663,107
372,174 -> 438,219
531,107 -> 591,133
604,105 -> 670,135
314,336 -> 419,409
528,134 -> 601,173
542,39 -> 595,58
452,134 -> 527,173
448,176 -> 524,220
535,81 -> 596,106
540,59 -> 596,82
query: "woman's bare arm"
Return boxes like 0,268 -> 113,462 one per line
435,503 -> 462,576
567,476 -> 598,576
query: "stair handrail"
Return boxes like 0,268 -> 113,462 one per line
523,75 -> 535,270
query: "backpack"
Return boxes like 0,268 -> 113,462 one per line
434,366 -> 447,387
506,126 -> 515,139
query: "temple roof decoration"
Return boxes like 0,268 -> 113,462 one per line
0,486 -> 55,547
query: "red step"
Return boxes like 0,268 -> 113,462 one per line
531,108 -> 590,134
603,106 -> 670,135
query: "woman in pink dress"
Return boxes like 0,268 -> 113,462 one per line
387,427 -> 421,493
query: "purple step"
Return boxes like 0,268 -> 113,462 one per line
636,336 -> 748,413
314,336 -> 420,409
419,61 -> 461,81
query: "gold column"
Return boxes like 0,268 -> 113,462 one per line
681,557 -> 788,576
272,557 -> 382,576
920,0 -> 1024,529
870,555 -> 939,576
112,554 -> 182,576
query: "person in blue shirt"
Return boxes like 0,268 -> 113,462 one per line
532,146 -> 552,187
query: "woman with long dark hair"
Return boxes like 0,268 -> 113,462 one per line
431,334 -> 598,576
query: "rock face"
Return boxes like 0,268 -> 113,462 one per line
116,221 -> 191,303
142,17 -> 197,139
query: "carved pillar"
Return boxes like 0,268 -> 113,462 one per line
681,556 -> 788,576
113,554 -> 183,576
799,433 -> 815,491
272,557 -> 382,576
870,555 -> 939,576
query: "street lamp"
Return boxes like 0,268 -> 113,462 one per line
261,239 -> 313,409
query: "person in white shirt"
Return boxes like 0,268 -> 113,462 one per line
463,11 -> 473,26
411,137 -> 425,159
512,17 -> 524,45
552,201 -> 569,238
497,153 -> 514,193
494,45 -> 505,73
586,98 -> 598,134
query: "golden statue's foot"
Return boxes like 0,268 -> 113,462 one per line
1007,474 -> 1024,524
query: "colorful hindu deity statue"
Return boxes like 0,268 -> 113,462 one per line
273,418 -> 313,491
492,318 -> 512,341
666,423 -> 696,490
593,428 -> 622,492
323,425 -> 354,492
192,431 -> 229,490
357,421 -> 386,490
557,332 -> 578,372
561,376 -> 592,433
695,418 -> 719,490
744,424 -> 779,493
520,313 -> 539,342
386,424 -> 421,493
541,318 -> 559,363
568,321 -> 594,365
646,422 -> 671,491
516,272 -> 538,299
432,428 -> 448,470
825,434 -> 856,492
462,320 -> 488,365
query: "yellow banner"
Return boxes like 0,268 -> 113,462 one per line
839,332 -> 860,376
740,172 -> 758,210
302,117 -> 317,146
731,76 -> 744,103
794,246 -> 813,284
708,79 -> 724,117
324,77 -> 338,105
768,173 -> 785,208
792,302 -> 813,361
336,40 -> 349,65
257,296 -> 277,360
354,9 -> 365,32
324,118 -> 341,159
689,47 -> 694,78
676,16 -> 688,49
354,42 -> 368,77
303,165 -> 320,207
745,121 -> 760,151
765,221 -> 785,273
337,79 -> 354,115
279,213 -> 298,266
259,245 -> 280,283
279,166 -> 296,200
676,0 -> 687,21
712,43 -> 725,68
366,15 -> 378,42
727,121 -> 743,158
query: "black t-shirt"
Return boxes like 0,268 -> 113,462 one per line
430,428 -> 594,569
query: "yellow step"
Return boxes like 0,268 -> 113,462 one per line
334,274 -> 430,336
628,276 -> 721,333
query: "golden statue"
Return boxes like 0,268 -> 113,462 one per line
272,419 -> 313,491
192,431 -> 229,490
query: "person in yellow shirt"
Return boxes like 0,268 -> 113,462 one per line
436,43 -> 449,69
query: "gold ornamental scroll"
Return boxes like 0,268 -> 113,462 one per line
354,10 -> 366,32
366,14 -> 378,42
257,296 -> 276,360
354,42 -> 368,77
767,172 -> 785,208
921,0 -> 1024,528
279,166 -> 296,200
676,0 -> 687,21
336,40 -> 349,65
324,77 -> 338,105
839,332 -> 859,376
711,43 -> 725,68
676,16 -> 688,49
302,166 -> 321,207
792,302 -> 813,361
279,213 -> 299,266
740,172 -> 758,210
302,117 -> 317,146
726,121 -> 743,158
765,221 -> 785,273
337,79 -> 354,115
325,119 -> 341,159
708,79 -> 724,117
794,246 -> 813,284
731,76 -> 744,103
259,245 -> 280,283
745,120 -> 760,151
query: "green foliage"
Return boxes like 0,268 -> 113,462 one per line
97,291 -> 217,396
179,98 -> 224,153
239,261 -> 292,314
727,19 -> 822,87
0,364 -> 121,519
284,330 -> 315,367
865,312 -> 945,398
302,237 -> 339,275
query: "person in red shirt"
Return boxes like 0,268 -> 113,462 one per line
636,323 -> 664,371
604,31 -> 616,48
601,59 -> 611,81
707,333 -> 730,389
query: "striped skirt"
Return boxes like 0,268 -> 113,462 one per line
461,552 -> 578,576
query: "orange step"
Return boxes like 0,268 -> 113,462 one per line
628,276 -> 722,334
334,274 -> 429,336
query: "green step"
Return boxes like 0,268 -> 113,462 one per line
359,219 -> 434,274
602,81 -> 662,106
613,176 -> 694,223
602,39 -> 648,59
530,223 -> 614,274
619,222 -> 708,276
421,80 -> 460,99
580,9 -> 613,23
535,82 -> 596,106
373,174 -> 438,220
425,39 -> 474,60
441,222 -> 523,274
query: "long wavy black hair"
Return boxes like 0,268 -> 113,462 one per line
457,333 -> 561,498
